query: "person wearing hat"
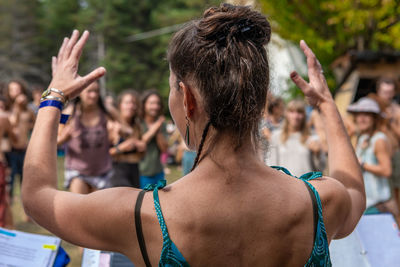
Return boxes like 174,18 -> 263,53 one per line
348,97 -> 399,218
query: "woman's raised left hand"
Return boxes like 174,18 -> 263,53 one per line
290,40 -> 333,108
50,30 -> 106,100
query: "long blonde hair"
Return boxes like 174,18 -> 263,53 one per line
281,99 -> 310,144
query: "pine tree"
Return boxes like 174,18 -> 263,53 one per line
0,0 -> 43,85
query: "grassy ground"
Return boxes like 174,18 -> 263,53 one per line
10,157 -> 183,267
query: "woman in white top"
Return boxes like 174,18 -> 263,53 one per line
348,97 -> 398,217
267,99 -> 321,176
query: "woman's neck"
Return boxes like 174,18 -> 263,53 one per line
270,114 -> 281,124
193,132 -> 261,174
145,115 -> 156,124
287,124 -> 300,134
361,127 -> 376,137
81,103 -> 99,113
121,115 -> 134,125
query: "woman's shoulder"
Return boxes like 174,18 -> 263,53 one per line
270,129 -> 282,142
372,131 -> 388,143
373,131 -> 387,138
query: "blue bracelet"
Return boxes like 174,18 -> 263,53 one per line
39,100 -> 70,124
60,114 -> 70,124
39,100 -> 63,111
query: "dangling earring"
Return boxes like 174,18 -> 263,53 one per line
185,116 -> 190,145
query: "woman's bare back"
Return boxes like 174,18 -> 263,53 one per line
132,164 -> 323,267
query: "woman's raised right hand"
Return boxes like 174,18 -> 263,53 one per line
50,30 -> 106,100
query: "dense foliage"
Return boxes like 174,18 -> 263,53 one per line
260,0 -> 400,69
0,0 -> 219,98
2,0 -> 400,99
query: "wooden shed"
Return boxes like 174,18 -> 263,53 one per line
333,51 -> 400,115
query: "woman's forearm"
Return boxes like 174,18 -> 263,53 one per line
22,106 -> 60,214
156,131 -> 168,153
116,137 -> 138,152
142,126 -> 158,144
319,101 -> 364,190
57,124 -> 71,146
363,163 -> 392,178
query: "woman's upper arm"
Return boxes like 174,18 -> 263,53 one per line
310,176 -> 365,241
374,138 -> 392,177
26,187 -> 139,253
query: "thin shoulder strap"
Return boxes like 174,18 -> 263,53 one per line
299,172 -> 324,240
135,190 -> 152,267
273,168 -> 331,265
153,187 -> 171,244
302,179 -> 331,266
303,181 -> 318,243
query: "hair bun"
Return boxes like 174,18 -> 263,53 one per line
198,3 -> 271,47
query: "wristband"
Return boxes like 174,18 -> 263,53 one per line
60,114 -> 70,124
39,100 -> 70,124
39,99 -> 63,111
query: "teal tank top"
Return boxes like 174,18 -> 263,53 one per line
141,166 -> 331,267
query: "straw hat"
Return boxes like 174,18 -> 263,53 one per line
347,97 -> 381,115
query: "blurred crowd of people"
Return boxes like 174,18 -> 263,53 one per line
0,79 -> 195,229
1,75 -> 400,230
260,77 -> 400,225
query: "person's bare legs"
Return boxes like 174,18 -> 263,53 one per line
4,195 -> 14,228
69,177 -> 91,194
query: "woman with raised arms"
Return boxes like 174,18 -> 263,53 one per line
22,4 -> 365,267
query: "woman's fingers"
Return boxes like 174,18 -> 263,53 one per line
57,37 -> 69,61
63,30 -> 80,59
300,40 -> 323,77
292,40 -> 332,108
51,56 -> 57,76
50,30 -> 105,100
300,40 -> 315,58
81,67 -> 106,88
290,71 -> 310,94
70,30 -> 90,60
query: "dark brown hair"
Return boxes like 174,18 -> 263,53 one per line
117,89 -> 141,126
71,81 -> 112,120
281,99 -> 309,144
141,89 -> 164,119
6,79 -> 28,109
267,96 -> 284,114
167,3 -> 271,169
377,77 -> 396,91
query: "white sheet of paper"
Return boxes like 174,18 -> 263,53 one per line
82,249 -> 111,267
82,248 -> 101,267
0,227 -> 60,267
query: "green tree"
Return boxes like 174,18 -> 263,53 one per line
91,0 -> 219,96
0,0 -> 43,84
260,0 -> 400,88
0,0 -> 219,97
261,0 -> 400,63
37,0 -> 81,84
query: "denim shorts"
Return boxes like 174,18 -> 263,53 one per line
64,168 -> 113,189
